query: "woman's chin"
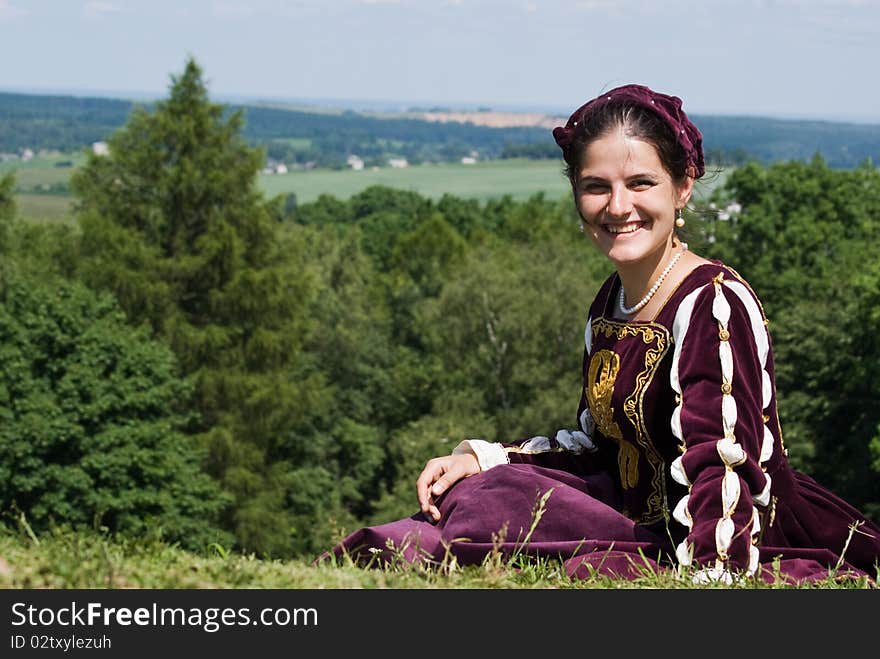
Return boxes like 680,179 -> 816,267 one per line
603,241 -> 651,265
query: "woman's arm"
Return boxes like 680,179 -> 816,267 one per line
417,346 -> 609,520
668,271 -> 776,581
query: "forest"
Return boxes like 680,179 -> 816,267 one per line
3,83 -> 880,169
1,59 -> 878,561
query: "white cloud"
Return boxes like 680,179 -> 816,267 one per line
0,0 -> 26,20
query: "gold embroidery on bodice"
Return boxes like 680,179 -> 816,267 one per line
587,349 -> 640,489
588,318 -> 672,524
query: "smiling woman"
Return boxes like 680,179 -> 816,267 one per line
320,84 -> 880,585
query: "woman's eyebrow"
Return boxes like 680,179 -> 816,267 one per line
626,170 -> 661,180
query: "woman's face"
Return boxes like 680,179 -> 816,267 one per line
574,128 -> 693,268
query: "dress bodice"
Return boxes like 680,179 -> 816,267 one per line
581,261 -> 788,565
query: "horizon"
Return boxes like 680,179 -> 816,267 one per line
1,1 -> 879,126
3,84 -> 879,128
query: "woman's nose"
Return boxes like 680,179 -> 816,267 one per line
606,185 -> 632,218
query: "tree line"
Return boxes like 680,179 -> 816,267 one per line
0,90 -> 550,168
1,59 -> 877,559
3,87 -> 880,169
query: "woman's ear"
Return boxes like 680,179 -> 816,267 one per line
676,169 -> 696,209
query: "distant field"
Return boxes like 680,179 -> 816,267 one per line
259,159 -> 727,205
268,137 -> 313,150
258,159 -> 573,204
0,152 -> 87,173
5,157 -> 577,220
0,154 -> 82,190
2,153 -> 82,221
4,154 -> 726,222
15,193 -> 74,222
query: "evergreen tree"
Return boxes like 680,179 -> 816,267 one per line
70,58 -> 317,556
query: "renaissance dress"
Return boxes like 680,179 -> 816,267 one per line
323,261 -> 880,584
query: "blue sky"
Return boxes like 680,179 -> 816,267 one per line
1,0 -> 879,122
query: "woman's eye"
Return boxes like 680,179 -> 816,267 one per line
631,180 -> 655,190
581,183 -> 607,194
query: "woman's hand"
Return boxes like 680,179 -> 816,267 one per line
416,452 -> 480,522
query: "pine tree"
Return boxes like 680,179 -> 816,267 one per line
71,58 -> 317,556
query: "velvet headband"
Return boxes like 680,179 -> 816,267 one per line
552,84 -> 705,179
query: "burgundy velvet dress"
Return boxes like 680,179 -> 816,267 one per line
325,262 -> 880,584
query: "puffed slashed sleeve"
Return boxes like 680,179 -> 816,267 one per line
669,273 -> 775,582
452,318 -> 602,476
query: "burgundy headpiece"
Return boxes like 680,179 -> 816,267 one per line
552,84 -> 705,179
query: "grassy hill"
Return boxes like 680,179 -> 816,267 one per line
0,526 -> 873,589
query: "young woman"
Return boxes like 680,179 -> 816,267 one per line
324,84 -> 880,584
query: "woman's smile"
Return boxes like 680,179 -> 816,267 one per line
603,220 -> 647,236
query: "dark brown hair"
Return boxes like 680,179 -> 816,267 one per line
561,101 -> 692,186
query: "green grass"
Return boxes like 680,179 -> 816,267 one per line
0,521 -> 873,590
14,193 -> 74,222
0,152 -> 87,172
0,152 -> 85,188
258,158 -> 574,204
5,167 -> 72,190
266,137 -> 313,150
2,152 -> 82,222
4,158 -> 576,221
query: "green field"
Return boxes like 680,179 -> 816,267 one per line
4,155 -> 726,222
2,153 -> 81,221
6,158 -> 580,220
259,158 -> 726,205
258,158 -> 574,204
15,193 -> 74,222
268,137 -> 313,150
0,153 -> 85,186
0,152 -> 87,171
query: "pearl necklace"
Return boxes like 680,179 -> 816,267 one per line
618,246 -> 687,316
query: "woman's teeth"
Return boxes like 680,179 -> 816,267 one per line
605,223 -> 642,234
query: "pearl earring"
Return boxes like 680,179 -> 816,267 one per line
675,209 -> 685,228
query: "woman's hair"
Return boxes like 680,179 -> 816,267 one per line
553,85 -> 705,187
560,101 -> 691,185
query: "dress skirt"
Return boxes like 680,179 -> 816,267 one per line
322,463 -> 880,584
